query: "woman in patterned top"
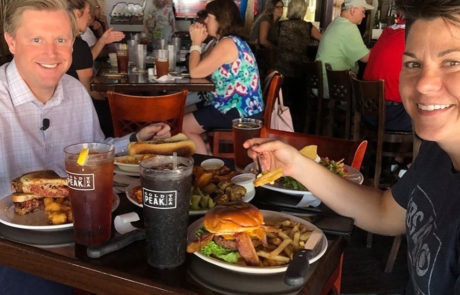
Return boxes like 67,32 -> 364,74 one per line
183,0 -> 264,154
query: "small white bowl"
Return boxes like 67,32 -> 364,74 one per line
200,158 -> 225,171
231,173 -> 256,195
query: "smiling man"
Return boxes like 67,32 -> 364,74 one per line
0,1 -> 169,293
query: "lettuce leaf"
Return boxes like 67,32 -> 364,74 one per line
200,241 -> 239,263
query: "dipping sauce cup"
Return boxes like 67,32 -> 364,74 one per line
140,155 -> 193,268
64,143 -> 114,246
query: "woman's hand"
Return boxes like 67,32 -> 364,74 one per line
100,28 -> 125,45
136,123 -> 171,141
189,22 -> 208,45
243,138 -> 302,177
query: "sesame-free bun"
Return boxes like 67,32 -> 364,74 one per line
127,133 -> 196,157
203,202 -> 264,234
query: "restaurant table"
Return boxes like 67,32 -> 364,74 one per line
0,157 -> 351,295
90,66 -> 215,94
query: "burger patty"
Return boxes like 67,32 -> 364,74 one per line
213,235 -> 238,251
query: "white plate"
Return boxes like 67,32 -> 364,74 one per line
0,193 -> 120,232
114,162 -> 139,173
244,163 -> 364,207
187,210 -> 328,274
124,182 -> 256,215
115,155 -> 157,173
114,165 -> 140,177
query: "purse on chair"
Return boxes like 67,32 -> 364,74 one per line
264,71 -> 294,132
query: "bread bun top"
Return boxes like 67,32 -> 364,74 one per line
203,202 -> 263,234
11,170 -> 67,192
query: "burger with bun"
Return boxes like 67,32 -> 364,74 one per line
187,202 -> 270,266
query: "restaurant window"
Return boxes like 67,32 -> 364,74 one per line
172,0 -> 207,18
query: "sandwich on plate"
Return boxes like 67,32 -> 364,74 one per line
10,170 -> 71,224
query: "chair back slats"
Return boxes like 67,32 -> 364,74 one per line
260,127 -> 367,170
303,60 -> 323,134
350,77 -> 413,188
325,63 -> 353,139
107,90 -> 188,137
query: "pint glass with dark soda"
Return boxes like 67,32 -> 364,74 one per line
140,155 -> 193,269
232,118 -> 263,170
64,143 -> 114,246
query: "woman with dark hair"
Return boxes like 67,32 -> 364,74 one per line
249,0 -> 283,77
183,0 -> 264,155
249,0 -> 283,48
245,0 -> 460,293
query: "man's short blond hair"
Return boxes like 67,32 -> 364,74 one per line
4,0 -> 78,38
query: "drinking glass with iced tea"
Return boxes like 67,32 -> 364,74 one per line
64,143 -> 114,246
232,118 -> 263,170
155,49 -> 169,78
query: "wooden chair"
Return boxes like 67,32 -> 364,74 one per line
107,90 -> 187,137
324,63 -> 354,139
260,126 -> 367,295
210,73 -> 284,158
260,127 -> 367,170
350,77 -> 414,272
302,60 -> 324,135
350,77 -> 414,188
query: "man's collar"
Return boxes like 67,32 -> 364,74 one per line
7,59 -> 64,108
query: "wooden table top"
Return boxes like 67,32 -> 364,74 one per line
0,156 -> 349,295
90,67 -> 215,93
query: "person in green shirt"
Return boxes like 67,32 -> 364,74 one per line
316,0 -> 373,97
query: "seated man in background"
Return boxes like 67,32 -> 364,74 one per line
363,13 -> 411,132
0,1 -> 168,293
363,13 -> 413,176
315,0 -> 373,97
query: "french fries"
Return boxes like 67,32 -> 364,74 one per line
254,168 -> 283,187
255,218 -> 314,266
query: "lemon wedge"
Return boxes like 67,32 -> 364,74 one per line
300,145 -> 318,160
77,147 -> 89,166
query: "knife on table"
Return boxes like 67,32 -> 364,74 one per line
283,230 -> 323,287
